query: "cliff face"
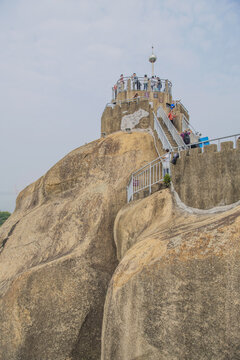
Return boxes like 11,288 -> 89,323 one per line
102,190 -> 240,360
0,131 -> 158,360
1,130 -> 240,360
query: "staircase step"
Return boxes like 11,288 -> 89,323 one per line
158,117 -> 178,148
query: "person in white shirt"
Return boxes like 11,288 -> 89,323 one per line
150,76 -> 156,91
162,149 -> 171,177
143,74 -> 148,90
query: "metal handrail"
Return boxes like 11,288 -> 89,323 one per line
176,100 -> 189,114
127,132 -> 240,202
173,133 -> 240,152
157,106 -> 187,149
182,114 -> 198,135
153,111 -> 173,151
127,154 -> 169,202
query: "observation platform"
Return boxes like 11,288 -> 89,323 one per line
112,75 -> 188,117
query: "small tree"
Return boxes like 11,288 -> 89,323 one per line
163,173 -> 171,188
0,212 -> 11,226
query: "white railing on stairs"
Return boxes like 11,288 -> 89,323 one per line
153,111 -> 173,151
127,155 -> 169,202
182,114 -> 198,135
157,106 -> 187,149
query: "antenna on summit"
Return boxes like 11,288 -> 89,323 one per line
149,46 -> 157,77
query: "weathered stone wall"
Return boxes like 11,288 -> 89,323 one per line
101,100 -> 153,136
171,140 -> 240,209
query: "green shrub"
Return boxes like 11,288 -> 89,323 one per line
163,173 -> 171,188
0,211 -> 11,226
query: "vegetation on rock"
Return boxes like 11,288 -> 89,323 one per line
0,211 -> 11,226
163,173 -> 171,187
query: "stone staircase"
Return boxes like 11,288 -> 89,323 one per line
157,116 -> 178,149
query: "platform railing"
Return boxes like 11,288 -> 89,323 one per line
112,76 -> 172,100
157,106 -> 187,149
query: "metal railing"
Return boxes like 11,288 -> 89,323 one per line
157,106 -> 187,149
182,114 -> 199,135
176,100 -> 189,114
153,111 -> 173,151
112,76 -> 172,100
127,133 -> 240,202
127,155 -> 169,202
174,133 -> 240,152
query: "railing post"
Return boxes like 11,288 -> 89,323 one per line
148,79 -> 151,92
165,79 -> 169,94
149,166 -> 151,195
127,78 -> 131,91
129,174 -> 133,202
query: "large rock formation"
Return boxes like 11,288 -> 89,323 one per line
102,189 -> 240,360
0,131 -> 158,360
1,128 -> 240,360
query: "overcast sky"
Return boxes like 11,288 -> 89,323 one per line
1,0 -> 240,212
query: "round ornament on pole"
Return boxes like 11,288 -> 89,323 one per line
149,46 -> 157,76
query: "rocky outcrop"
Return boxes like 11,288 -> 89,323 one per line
1,127 -> 240,360
0,131 -> 158,360
102,189 -> 240,360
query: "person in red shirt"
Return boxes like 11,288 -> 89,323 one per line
168,110 -> 176,123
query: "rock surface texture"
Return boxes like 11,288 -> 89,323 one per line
1,129 -> 240,360
0,131 -> 158,360
102,190 -> 240,360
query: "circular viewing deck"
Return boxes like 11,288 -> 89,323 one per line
112,75 -> 172,101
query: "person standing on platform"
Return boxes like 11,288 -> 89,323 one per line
157,77 -> 162,91
131,73 -> 138,90
143,75 -> 148,90
150,76 -> 156,91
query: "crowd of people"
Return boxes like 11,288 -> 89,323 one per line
113,73 -> 169,96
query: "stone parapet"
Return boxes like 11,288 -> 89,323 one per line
171,140 -> 240,209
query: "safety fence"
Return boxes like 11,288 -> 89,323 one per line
127,133 -> 240,202
174,133 -> 240,153
112,76 -> 172,100
127,155 -> 168,202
